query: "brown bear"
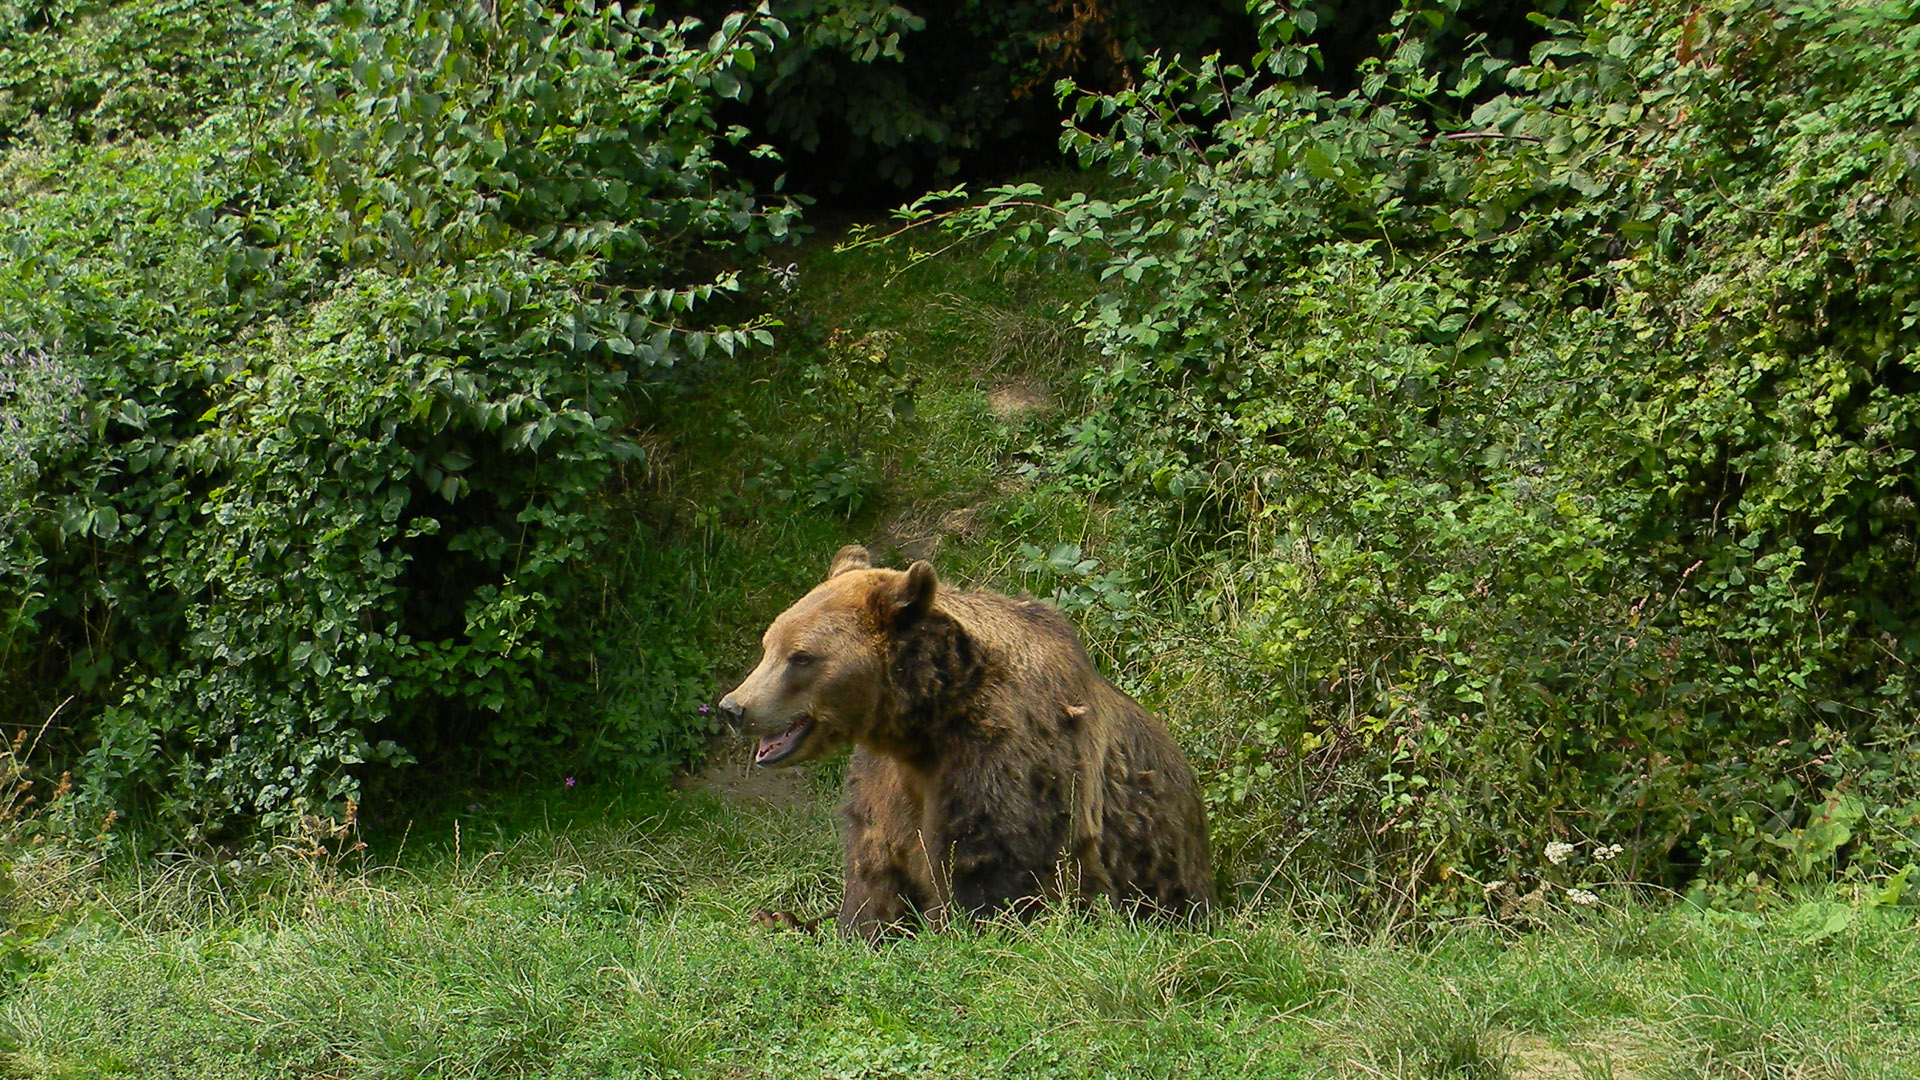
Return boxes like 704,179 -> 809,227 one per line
719,545 -> 1213,938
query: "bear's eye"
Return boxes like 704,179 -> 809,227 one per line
787,651 -> 815,668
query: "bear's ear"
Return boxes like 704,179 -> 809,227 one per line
893,560 -> 938,621
828,545 -> 872,579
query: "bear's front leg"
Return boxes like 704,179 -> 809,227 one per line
837,748 -> 939,939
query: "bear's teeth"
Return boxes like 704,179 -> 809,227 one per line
754,717 -> 811,765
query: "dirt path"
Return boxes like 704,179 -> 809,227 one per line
674,738 -> 820,811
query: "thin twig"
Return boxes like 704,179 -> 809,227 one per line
21,694 -> 72,764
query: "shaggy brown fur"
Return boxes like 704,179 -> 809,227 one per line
720,546 -> 1213,939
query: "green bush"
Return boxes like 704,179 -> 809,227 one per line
0,0 -> 797,837
0,0 -> 289,145
951,0 -> 1920,905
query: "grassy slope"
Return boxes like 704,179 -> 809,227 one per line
4,226 -> 1918,1080
596,212 -> 1111,744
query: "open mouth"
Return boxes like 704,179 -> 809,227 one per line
754,716 -> 814,767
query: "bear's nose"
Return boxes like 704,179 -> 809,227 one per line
718,695 -> 746,729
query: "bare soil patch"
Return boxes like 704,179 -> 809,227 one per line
986,382 -> 1050,419
675,741 -> 818,811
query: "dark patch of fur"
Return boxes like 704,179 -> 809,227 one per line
863,608 -> 989,773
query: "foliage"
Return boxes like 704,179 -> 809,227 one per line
0,0 -> 289,145
929,0 -> 1920,905
0,0 -> 796,836
7,0 -> 1919,927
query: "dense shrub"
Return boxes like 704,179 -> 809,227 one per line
0,0 -> 289,145
954,0 -> 1920,905
0,0 -> 796,837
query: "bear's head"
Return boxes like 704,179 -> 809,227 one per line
720,545 -> 937,767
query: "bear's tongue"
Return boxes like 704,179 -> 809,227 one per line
755,717 -> 812,766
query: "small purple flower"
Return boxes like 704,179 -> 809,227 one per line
564,776 -> 576,788
698,704 -> 711,715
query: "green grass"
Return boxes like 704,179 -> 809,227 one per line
3,786 -> 1915,1079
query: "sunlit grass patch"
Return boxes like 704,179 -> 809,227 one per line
7,785 -> 1913,1080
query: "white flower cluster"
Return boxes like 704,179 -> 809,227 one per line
1565,887 -> 1600,907
1544,840 -> 1577,866
1594,843 -> 1623,862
